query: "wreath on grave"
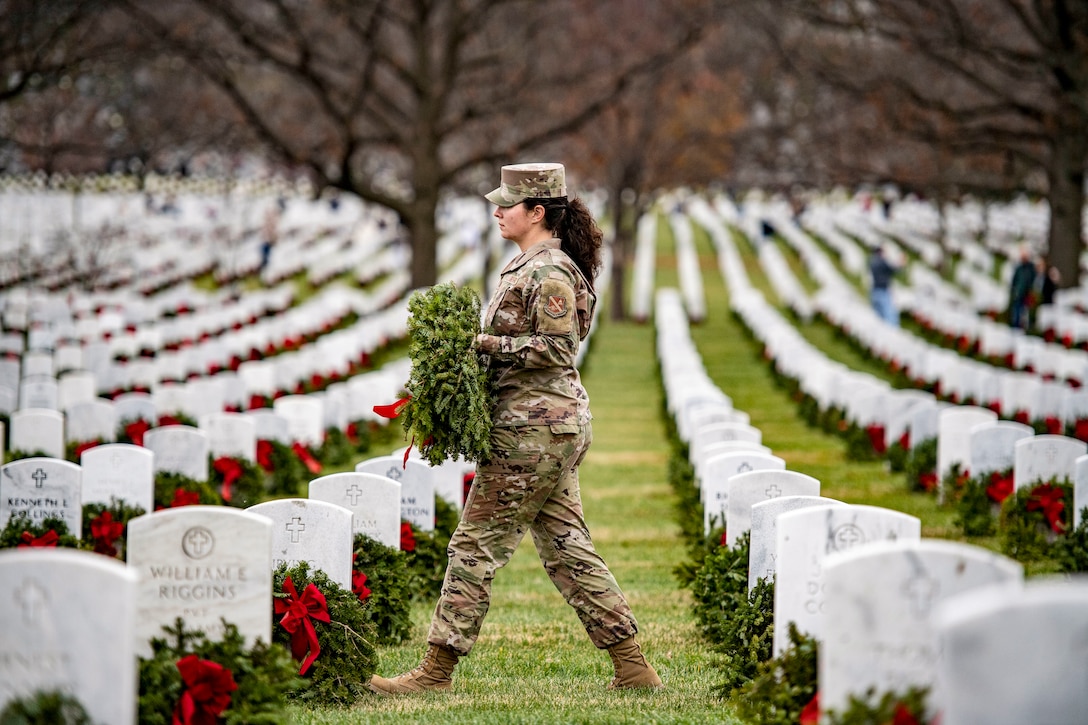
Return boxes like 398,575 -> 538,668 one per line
903,438 -> 938,493
1053,507 -> 1088,573
0,515 -> 80,550
0,690 -> 94,725
6,448 -> 50,463
823,686 -> 935,725
81,497 -> 146,560
1000,479 -> 1073,562
954,467 -> 1014,537
153,472 -> 222,510
271,562 -> 378,705
351,534 -> 413,645
65,438 -> 105,464
317,426 -> 354,467
380,282 -> 493,467
208,455 -> 265,508
732,623 -> 818,724
256,439 -> 309,498
402,496 -> 459,601
137,618 -> 300,725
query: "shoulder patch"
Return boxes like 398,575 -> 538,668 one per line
537,278 -> 574,333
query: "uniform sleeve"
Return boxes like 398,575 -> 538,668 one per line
481,267 -> 579,368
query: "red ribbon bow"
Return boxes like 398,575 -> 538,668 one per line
799,691 -> 820,725
212,457 -> 243,503
170,488 -> 201,508
865,424 -> 887,454
400,521 -> 417,552
172,654 -> 237,725
91,511 -> 125,556
986,471 -> 1015,504
256,439 -> 275,472
291,442 -> 322,474
1027,483 -> 1066,533
126,419 -> 151,447
373,396 -> 411,419
74,440 -> 99,458
352,570 -> 372,602
274,577 -> 331,675
18,530 -> 59,548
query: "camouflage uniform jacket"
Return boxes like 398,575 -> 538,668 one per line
476,238 -> 594,427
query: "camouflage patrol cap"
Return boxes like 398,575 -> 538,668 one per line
485,163 -> 567,207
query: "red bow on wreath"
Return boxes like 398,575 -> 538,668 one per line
126,419 -> 151,447
400,521 -> 417,552
212,457 -> 243,502
352,570 -> 372,602
17,530 -> 58,548
172,654 -> 237,725
986,471 -> 1015,504
1027,483 -> 1066,533
275,576 -> 331,675
256,439 -> 275,472
91,511 -> 124,556
291,442 -> 322,474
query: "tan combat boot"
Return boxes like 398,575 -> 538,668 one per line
606,635 -> 663,689
367,644 -> 460,696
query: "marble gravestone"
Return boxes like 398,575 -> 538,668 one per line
19,376 -> 59,411
200,412 -> 257,463
773,504 -> 921,656
273,395 -> 325,448
0,549 -> 138,725
967,420 -> 1034,479
355,455 -> 436,532
80,443 -> 155,514
1013,434 -> 1086,490
0,458 -> 82,537
247,498 -> 354,589
309,472 -> 401,549
246,408 -> 292,445
724,469 -> 820,548
127,506 -> 274,652
701,452 -> 785,535
9,408 -> 64,458
64,399 -> 118,444
748,495 -> 847,593
144,424 -> 210,481
1075,454 -> 1088,529
936,406 -> 997,490
933,579 -> 1088,725
820,540 -> 1023,718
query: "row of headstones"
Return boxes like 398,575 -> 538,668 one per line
0,440 -> 470,724
0,446 -> 468,541
1,291 -> 410,401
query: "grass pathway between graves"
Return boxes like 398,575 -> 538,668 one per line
290,212 -> 975,723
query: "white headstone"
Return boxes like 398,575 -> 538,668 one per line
933,578 -> 1088,725
57,370 -> 97,411
247,498 -> 354,589
820,540 -> 1023,717
246,408 -> 292,445
200,412 -> 257,462
773,504 -> 922,655
309,472 -> 401,548
748,495 -> 847,593
9,408 -> 64,458
355,455 -> 435,532
702,452 -> 785,535
144,425 -> 210,481
937,406 -> 998,480
0,457 -> 82,537
114,391 -> 156,423
80,443 -> 154,513
273,395 -> 325,447
127,506 -> 274,652
725,469 -> 820,548
1075,454 -> 1088,529
19,376 -> 58,411
1013,434 -> 1087,489
0,549 -> 138,725
968,420 -> 1034,478
64,399 -> 118,444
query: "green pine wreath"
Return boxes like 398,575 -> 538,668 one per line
400,282 -> 493,466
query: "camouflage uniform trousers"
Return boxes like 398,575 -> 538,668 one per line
427,422 -> 639,655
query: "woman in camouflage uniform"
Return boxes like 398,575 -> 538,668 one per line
368,163 -> 662,695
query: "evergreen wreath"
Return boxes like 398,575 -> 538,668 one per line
0,691 -> 94,725
351,534 -> 413,645
209,455 -> 265,508
824,685 -> 935,725
1000,479 -> 1073,562
138,618 -> 300,725
272,562 -> 378,705
1054,507 -> 1088,573
81,498 -> 146,560
403,496 -> 458,601
732,623 -> 818,724
0,515 -> 80,550
153,471 -> 222,509
398,282 -> 493,466
261,440 -> 309,498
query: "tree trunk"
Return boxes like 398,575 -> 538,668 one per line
406,190 -> 439,290
608,186 -> 635,322
1046,126 -> 1087,289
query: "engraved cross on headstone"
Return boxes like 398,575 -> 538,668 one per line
286,516 -> 305,543
346,484 -> 363,506
902,574 -> 940,618
32,468 -> 47,488
737,462 -> 753,474
15,579 -> 48,626
765,484 -> 782,498
385,466 -> 403,481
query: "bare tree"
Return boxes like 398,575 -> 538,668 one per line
756,0 -> 1088,285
